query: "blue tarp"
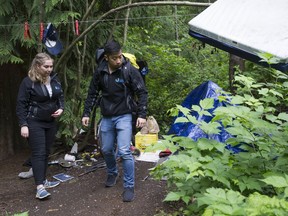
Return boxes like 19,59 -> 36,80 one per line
168,81 -> 244,153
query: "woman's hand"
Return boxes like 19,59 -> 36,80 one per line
21,126 -> 29,138
51,109 -> 63,118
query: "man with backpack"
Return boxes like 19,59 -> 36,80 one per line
81,39 -> 148,202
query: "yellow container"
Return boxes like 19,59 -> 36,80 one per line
135,132 -> 158,151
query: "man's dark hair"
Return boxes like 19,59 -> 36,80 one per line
104,39 -> 121,55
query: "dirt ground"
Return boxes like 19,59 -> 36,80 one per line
0,148 -> 178,216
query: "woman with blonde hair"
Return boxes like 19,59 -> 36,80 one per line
16,52 -> 64,199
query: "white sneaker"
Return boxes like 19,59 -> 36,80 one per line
18,168 -> 33,179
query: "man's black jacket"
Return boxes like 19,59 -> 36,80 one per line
83,58 -> 148,119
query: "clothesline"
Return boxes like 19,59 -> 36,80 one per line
0,13 -> 197,28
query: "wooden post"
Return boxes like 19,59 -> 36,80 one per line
229,54 -> 245,94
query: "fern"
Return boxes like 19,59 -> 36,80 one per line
0,1 -> 14,16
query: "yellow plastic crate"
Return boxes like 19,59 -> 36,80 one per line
135,132 -> 158,151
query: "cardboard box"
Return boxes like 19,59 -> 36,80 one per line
135,132 -> 158,151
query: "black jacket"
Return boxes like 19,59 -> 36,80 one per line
83,58 -> 148,118
16,73 -> 64,126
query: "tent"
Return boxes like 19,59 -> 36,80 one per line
168,81 -> 245,153
188,0 -> 288,72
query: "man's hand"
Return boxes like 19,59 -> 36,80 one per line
82,117 -> 90,127
136,117 -> 146,128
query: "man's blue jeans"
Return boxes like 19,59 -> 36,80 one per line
100,114 -> 134,188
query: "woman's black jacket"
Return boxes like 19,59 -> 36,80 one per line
16,73 -> 64,127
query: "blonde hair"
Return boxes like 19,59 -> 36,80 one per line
28,52 -> 53,83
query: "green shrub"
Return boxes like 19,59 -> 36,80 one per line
148,68 -> 288,215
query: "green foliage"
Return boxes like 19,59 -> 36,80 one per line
1,1 -> 227,145
125,25 -> 229,133
57,100 -> 79,146
197,189 -> 288,216
245,192 -> 288,216
14,212 -> 29,216
4,2 -> 288,215
3,211 -> 29,216
149,66 -> 288,215
258,52 -> 281,65
0,1 -> 14,16
198,188 -> 246,215
0,0 -> 80,65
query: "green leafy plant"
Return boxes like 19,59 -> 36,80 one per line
14,212 -> 29,216
4,211 -> 29,216
147,67 -> 288,215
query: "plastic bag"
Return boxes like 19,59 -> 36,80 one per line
147,116 -> 160,134
140,124 -> 149,134
140,116 -> 160,134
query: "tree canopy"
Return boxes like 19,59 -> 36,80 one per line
0,0 -> 229,145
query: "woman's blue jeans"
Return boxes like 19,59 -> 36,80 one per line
100,114 -> 134,188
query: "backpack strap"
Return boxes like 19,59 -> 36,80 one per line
122,60 -> 131,86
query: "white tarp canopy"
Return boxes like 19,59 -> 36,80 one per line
188,0 -> 288,71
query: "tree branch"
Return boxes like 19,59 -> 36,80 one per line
55,1 -> 211,69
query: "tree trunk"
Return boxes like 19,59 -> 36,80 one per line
229,54 -> 245,94
123,0 -> 132,45
109,12 -> 120,40
38,0 -> 46,52
0,64 -> 28,161
173,3 -> 180,56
